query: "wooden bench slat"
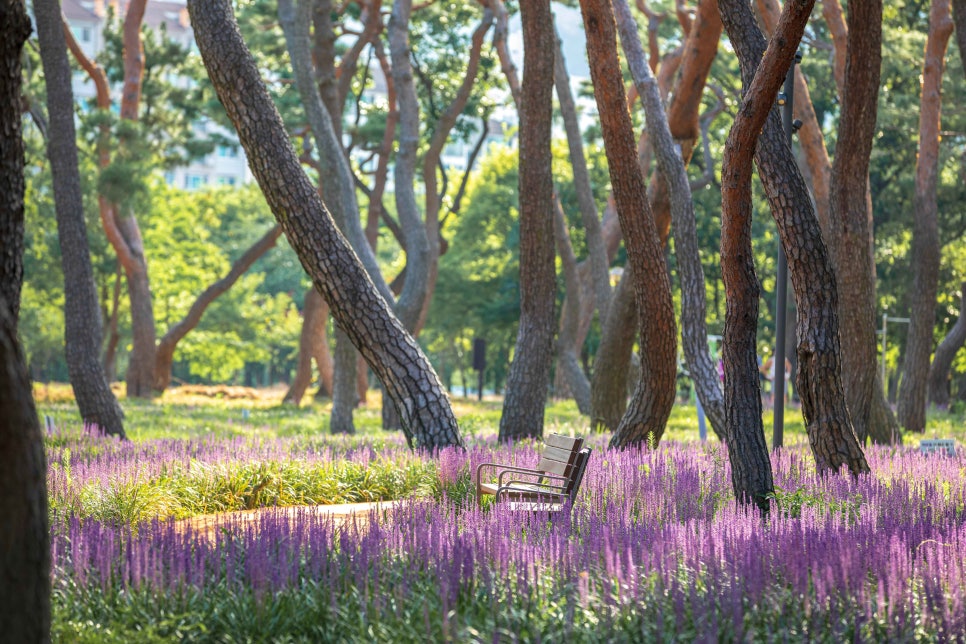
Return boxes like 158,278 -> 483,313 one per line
536,459 -> 572,477
539,444 -> 580,463
544,434 -> 582,450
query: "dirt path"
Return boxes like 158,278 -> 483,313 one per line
176,500 -> 403,541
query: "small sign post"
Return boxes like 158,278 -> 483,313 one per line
919,439 -> 956,457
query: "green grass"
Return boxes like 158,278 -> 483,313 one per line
36,383 -> 965,445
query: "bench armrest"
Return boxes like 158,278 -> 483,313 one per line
476,462 -> 544,507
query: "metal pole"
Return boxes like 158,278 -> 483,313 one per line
881,313 -> 888,387
773,53 -> 798,450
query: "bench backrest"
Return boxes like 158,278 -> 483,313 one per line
564,447 -> 592,501
535,434 -> 584,482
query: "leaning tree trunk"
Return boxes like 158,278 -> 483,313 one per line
615,0 -> 726,441
955,0 -> 966,69
590,271 -> 638,431
823,0 -> 901,445
580,0 -> 678,449
0,2 -> 50,637
716,0 -> 811,512
897,0 -> 953,433
927,284 -> 966,407
36,0 -> 126,437
188,0 -> 462,450
279,0 -> 397,434
724,0 -> 869,478
498,0 -> 557,442
154,225 -> 282,391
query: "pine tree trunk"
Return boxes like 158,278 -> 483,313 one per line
36,0 -> 126,437
927,284 -> 966,407
580,0 -> 678,449
0,3 -> 51,635
897,0 -> 953,433
590,273 -> 637,431
498,0 -> 557,442
553,197 -> 592,415
285,287 -> 327,405
615,0 -> 726,441
825,0 -> 901,445
331,328 -> 357,434
0,0 -> 30,322
188,0 -> 462,449
717,0 -> 815,511
124,259 -> 157,398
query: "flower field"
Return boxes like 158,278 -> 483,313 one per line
46,412 -> 966,643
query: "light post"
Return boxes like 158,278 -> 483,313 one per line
773,52 -> 802,450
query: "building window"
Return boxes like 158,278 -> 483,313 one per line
185,175 -> 208,189
217,145 -> 239,158
217,176 -> 237,186
72,26 -> 92,43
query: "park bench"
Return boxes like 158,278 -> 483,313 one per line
475,434 -> 591,512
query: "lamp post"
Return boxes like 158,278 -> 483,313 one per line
773,52 -> 802,450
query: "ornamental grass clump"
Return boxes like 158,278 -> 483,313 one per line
50,430 -> 966,642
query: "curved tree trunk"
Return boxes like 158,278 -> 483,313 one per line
36,0 -> 126,438
417,10 -> 493,333
279,0 -> 397,435
590,271 -> 638,432
554,29 -> 612,322
580,0 -> 678,450
592,0 -> 721,432
498,0 -> 557,442
189,0 -> 462,449
927,284 -> 966,407
0,3 -> 50,635
387,0 -> 431,332
285,288 -> 326,405
717,0 -> 813,512
154,225 -> 282,391
553,197 -> 592,414
897,0 -> 953,433
615,0 -> 726,441
821,0 -> 901,445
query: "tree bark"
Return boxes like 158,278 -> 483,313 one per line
590,272 -> 638,431
592,0 -> 721,432
498,0 -> 557,442
821,0 -> 901,445
280,0 -> 398,433
0,2 -> 50,635
154,225 -> 282,391
36,0 -> 126,438
615,0 -> 726,441
387,0 -> 431,332
927,284 -> 966,407
0,300 -> 49,644
188,0 -> 462,449
580,0 -> 678,449
955,0 -> 966,71
285,288 -> 333,404
554,29 -> 612,322
553,197 -> 592,414
0,0 -> 31,322
756,0 -> 833,242
64,2 -> 157,399
897,0 -> 953,433
716,0 -> 804,512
